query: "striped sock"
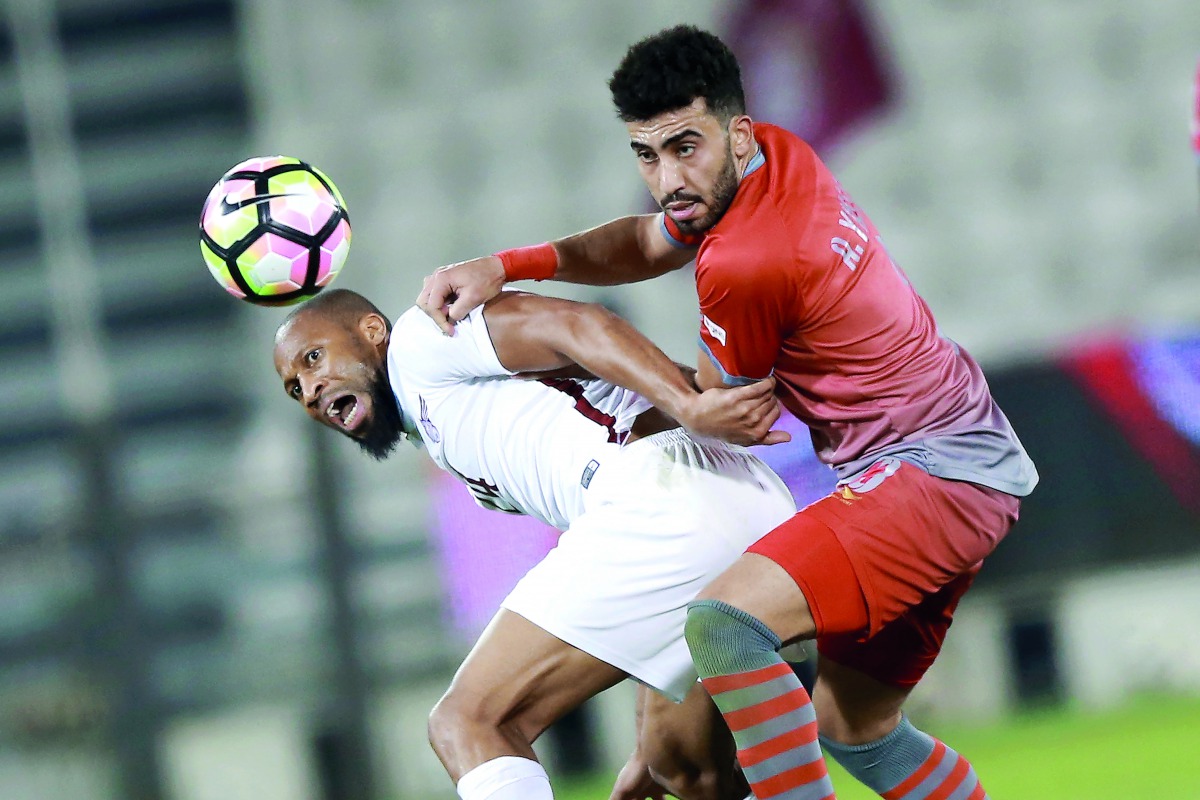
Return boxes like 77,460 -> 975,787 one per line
821,716 -> 987,800
685,599 -> 835,800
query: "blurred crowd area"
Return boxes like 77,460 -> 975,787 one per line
0,1 -> 1197,799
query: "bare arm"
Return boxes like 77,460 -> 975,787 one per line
480,292 -> 788,445
552,214 -> 694,285
416,215 -> 695,334
482,292 -> 698,418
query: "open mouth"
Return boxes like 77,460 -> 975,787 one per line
325,393 -> 366,433
666,200 -> 702,221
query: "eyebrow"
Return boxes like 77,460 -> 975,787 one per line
629,128 -> 704,152
662,129 -> 703,149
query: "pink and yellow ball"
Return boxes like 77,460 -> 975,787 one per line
199,156 -> 351,306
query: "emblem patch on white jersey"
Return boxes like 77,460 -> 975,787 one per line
844,456 -> 901,493
418,395 -> 440,443
581,459 -> 600,488
701,314 -> 727,346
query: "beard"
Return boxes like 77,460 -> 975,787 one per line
355,367 -> 406,461
662,143 -> 740,235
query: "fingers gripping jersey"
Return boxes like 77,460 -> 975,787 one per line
674,123 -> 1037,496
387,306 -> 653,529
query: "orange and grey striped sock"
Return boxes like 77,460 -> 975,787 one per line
685,599 -> 835,800
821,716 -> 987,800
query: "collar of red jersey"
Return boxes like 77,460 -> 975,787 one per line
742,146 -> 766,178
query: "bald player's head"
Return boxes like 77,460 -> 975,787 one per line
273,289 -> 405,460
276,288 -> 390,341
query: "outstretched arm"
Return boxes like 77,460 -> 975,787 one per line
417,214 -> 694,335
480,292 -> 788,446
553,214 -> 693,285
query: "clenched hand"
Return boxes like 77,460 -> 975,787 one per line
416,255 -> 507,335
678,376 -> 791,446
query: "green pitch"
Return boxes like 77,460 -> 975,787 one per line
557,693 -> 1200,800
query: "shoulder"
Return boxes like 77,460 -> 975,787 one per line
753,122 -> 822,211
389,304 -> 513,387
388,306 -> 475,376
387,307 -> 442,385
393,304 -> 493,345
716,123 -> 821,246
388,306 -> 454,363
753,121 -> 815,160
718,123 -> 846,266
392,305 -> 441,339
697,196 -> 797,298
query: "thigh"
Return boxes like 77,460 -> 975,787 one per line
441,609 -> 626,739
695,551 -> 820,644
753,461 -> 1018,639
817,566 -> 978,691
505,442 -> 793,702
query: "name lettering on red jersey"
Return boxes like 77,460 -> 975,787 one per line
830,237 -> 864,271
830,186 -> 870,271
836,187 -> 869,242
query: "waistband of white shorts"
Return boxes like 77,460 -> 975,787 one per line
625,426 -> 747,454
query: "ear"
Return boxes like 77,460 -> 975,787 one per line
360,313 -> 389,347
729,114 -> 755,159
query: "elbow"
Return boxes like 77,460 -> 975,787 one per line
540,301 -> 613,365
563,301 -> 621,341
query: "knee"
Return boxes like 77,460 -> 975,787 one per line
427,687 -> 545,764
684,599 -> 782,675
427,689 -> 501,761
682,600 -> 709,652
682,599 -> 740,653
427,691 -> 465,759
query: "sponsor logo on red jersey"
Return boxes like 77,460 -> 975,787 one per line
702,314 -> 728,346
842,456 -> 902,495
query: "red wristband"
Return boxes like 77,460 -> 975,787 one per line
495,243 -> 558,282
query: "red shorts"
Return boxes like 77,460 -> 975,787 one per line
747,459 -> 1020,688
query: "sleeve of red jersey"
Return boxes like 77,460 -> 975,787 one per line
696,260 -> 788,386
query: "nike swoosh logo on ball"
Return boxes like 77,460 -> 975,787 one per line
219,192 -> 306,215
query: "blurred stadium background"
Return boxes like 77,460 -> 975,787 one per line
1,0 -> 1198,798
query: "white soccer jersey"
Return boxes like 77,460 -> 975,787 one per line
387,305 -> 654,530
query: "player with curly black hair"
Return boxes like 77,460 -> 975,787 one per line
419,24 -> 1036,800
608,25 -> 747,124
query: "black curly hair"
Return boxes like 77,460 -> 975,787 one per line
608,25 -> 746,124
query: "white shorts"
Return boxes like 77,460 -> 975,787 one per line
501,428 -> 797,702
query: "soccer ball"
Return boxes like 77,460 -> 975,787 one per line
199,156 -> 351,306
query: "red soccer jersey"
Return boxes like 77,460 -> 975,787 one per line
677,123 -> 1025,481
